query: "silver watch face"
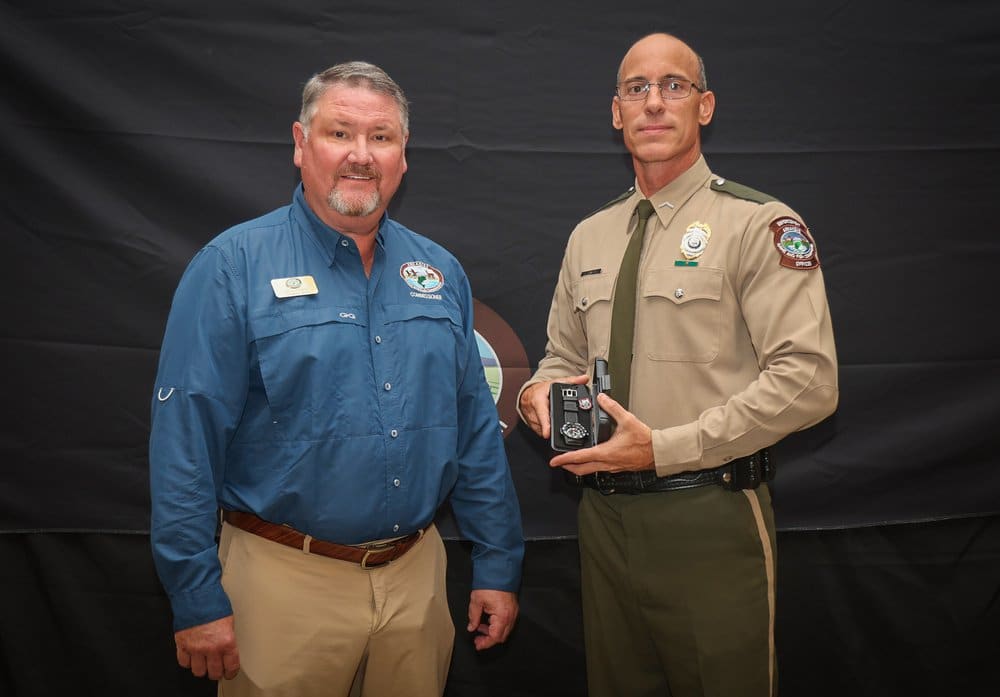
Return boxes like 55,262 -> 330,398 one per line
560,421 -> 589,441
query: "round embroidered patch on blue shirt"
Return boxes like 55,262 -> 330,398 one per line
400,261 -> 445,292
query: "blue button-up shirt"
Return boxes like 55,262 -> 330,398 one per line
150,186 -> 524,630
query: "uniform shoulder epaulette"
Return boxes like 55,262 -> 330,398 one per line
710,177 -> 776,204
580,187 -> 635,221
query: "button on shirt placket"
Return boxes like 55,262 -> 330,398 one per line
374,327 -> 387,450
363,243 -> 405,535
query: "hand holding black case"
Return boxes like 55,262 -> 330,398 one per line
549,359 -> 613,451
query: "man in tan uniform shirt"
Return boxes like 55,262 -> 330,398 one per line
519,33 -> 838,697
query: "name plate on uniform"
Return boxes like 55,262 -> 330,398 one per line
270,275 -> 318,298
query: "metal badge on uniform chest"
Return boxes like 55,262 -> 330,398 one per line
675,221 -> 710,267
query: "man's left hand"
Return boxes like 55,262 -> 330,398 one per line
467,589 -> 519,651
550,392 -> 654,475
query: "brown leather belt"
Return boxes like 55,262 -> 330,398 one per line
222,510 -> 426,569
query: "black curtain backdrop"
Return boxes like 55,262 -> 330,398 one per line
2,1 -> 999,695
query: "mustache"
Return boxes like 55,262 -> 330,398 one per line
338,165 -> 379,179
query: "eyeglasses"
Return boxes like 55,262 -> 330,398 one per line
616,77 -> 705,101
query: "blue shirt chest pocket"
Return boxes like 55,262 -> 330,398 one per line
248,305 -> 369,438
381,303 -> 464,421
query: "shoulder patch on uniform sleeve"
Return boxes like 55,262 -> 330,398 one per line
770,216 -> 820,270
580,187 -> 635,221
710,177 -> 776,204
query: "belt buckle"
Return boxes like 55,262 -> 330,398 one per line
360,548 -> 390,570
358,530 -> 420,569
358,539 -> 394,569
593,471 -> 617,496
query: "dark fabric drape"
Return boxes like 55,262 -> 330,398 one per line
2,521 -> 998,696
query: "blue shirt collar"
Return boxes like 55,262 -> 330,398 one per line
292,183 -> 388,266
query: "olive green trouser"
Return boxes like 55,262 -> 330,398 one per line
579,484 -> 777,697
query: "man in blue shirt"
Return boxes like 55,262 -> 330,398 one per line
149,61 -> 524,696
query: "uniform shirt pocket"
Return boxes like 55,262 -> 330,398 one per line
642,267 -> 724,363
572,274 -> 615,357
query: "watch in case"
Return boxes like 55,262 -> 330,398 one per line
559,421 -> 589,441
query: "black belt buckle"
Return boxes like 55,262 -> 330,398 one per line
593,471 -> 619,495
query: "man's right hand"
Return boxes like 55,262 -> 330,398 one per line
174,615 -> 240,681
519,374 -> 589,439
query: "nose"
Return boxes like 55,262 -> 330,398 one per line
347,136 -> 373,165
644,85 -> 666,113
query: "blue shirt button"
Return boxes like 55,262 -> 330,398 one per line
374,335 -> 382,344
392,524 -> 400,533
393,478 -> 401,487
340,239 -> 349,247
384,382 -> 392,391
390,429 -> 398,438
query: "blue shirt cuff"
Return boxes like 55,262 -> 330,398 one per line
168,584 -> 233,632
471,547 -> 524,592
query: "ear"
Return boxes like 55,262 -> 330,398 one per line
612,96 -> 623,131
401,132 -> 409,174
292,122 -> 305,168
697,90 -> 716,127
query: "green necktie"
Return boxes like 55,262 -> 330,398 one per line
607,199 -> 655,410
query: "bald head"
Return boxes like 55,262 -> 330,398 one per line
618,33 -> 707,91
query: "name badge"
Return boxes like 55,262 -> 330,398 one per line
270,275 -> 318,298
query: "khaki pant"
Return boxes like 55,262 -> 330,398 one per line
217,522 -> 454,697
579,484 -> 777,697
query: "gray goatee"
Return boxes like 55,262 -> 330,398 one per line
327,188 -> 380,217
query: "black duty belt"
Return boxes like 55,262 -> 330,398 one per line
569,449 -> 773,496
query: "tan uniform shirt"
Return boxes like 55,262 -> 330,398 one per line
523,156 -> 839,477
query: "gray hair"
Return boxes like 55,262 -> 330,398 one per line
299,61 -> 410,137
695,55 -> 708,91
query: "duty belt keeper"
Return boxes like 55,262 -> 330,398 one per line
720,449 -> 774,491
